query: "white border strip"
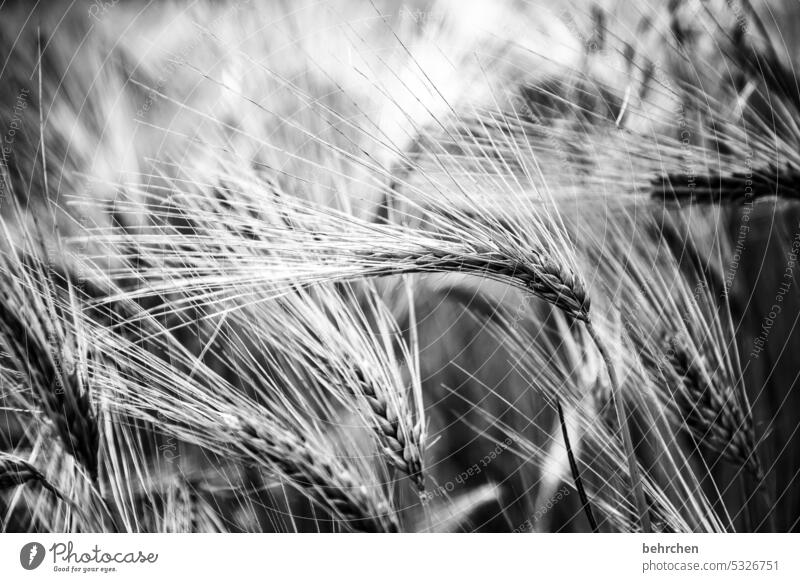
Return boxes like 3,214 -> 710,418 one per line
1,533 -> 799,581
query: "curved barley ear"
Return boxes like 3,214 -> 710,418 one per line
362,249 -> 590,321
223,414 -> 399,533
0,452 -> 64,500
664,335 -> 763,478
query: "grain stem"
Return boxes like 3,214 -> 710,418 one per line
555,398 -> 598,532
585,319 -> 651,533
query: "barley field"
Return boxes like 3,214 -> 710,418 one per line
0,0 -> 799,533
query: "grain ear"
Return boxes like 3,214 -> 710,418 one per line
0,452 -> 64,500
223,413 -> 399,533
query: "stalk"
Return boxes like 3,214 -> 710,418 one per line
555,398 -> 598,532
585,319 -> 652,533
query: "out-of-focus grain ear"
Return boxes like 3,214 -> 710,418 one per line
589,4 -> 606,53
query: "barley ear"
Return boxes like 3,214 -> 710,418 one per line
0,452 -> 64,500
224,414 -> 400,533
354,370 -> 425,493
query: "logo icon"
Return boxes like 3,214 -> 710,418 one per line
20,542 -> 46,570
